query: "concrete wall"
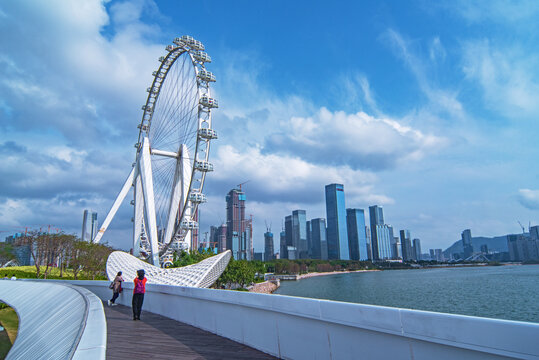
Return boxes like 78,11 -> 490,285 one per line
68,280 -> 538,360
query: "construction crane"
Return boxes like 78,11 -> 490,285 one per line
265,220 -> 272,233
517,221 -> 525,234
237,180 -> 250,191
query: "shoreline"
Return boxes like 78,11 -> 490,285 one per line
298,269 -> 379,280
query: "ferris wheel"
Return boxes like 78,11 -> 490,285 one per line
94,36 -> 218,265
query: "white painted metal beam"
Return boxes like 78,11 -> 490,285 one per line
151,148 -> 179,158
139,137 -> 160,265
132,173 -> 144,257
93,167 -> 135,243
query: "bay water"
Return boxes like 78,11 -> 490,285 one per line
274,264 -> 539,323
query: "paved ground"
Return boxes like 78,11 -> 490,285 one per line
103,302 -> 278,359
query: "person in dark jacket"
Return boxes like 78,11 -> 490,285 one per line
132,269 -> 147,320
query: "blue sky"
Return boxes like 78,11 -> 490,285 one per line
2,0 -> 539,253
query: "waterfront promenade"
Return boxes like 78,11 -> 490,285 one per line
104,303 -> 276,359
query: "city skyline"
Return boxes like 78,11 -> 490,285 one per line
2,1 -> 539,253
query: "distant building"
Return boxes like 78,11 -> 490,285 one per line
4,233 -> 32,266
253,252 -> 263,261
82,209 -> 98,242
480,244 -> 488,254
217,224 -> 227,253
433,248 -> 443,262
310,218 -> 328,260
292,210 -> 308,259
264,231 -> 274,261
326,184 -> 349,260
306,220 -> 312,258
226,188 -> 246,260
346,209 -> 368,261
369,205 -> 384,261
365,226 -> 372,260
392,237 -> 401,259
373,224 -> 393,260
462,229 -> 473,258
413,238 -> 422,261
507,234 -> 539,261
284,216 -> 294,259
279,230 -> 287,260
287,246 -> 297,260
400,230 -> 414,262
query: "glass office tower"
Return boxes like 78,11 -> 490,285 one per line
310,218 -> 328,260
369,205 -> 384,261
325,184 -> 349,260
292,210 -> 308,259
346,208 -> 368,261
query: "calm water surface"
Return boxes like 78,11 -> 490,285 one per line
274,264 -> 539,323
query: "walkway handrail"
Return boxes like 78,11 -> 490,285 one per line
68,280 -> 539,360
0,280 -> 106,360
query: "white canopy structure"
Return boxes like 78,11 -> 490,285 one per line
107,250 -> 231,288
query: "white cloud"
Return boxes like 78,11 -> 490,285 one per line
462,40 -> 539,118
517,189 -> 539,210
264,107 -> 445,170
384,29 -> 464,119
449,0 -> 539,24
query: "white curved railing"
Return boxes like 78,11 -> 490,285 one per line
0,280 -> 106,360
68,280 -> 539,360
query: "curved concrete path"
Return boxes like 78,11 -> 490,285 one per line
103,303 -> 277,359
0,280 -> 106,360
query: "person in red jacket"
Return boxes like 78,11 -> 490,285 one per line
132,269 -> 147,320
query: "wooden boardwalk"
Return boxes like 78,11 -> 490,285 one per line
103,302 -> 278,359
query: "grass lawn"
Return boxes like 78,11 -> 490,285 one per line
0,266 -> 106,280
0,306 -> 18,359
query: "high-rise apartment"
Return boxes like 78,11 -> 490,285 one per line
226,188 -> 246,260
346,209 -> 368,261
310,218 -> 328,260
369,205 -> 384,260
326,184 -> 349,260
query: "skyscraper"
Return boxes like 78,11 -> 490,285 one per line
346,209 -> 368,261
369,205 -> 384,260
264,231 -> 274,261
292,210 -> 308,259
284,215 -> 294,259
81,209 -> 98,242
374,224 -> 393,260
462,229 -> 473,258
400,230 -> 414,261
226,188 -> 246,260
279,230 -> 287,259
413,238 -> 422,261
306,220 -> 312,258
310,218 -> 328,260
325,184 -> 349,260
